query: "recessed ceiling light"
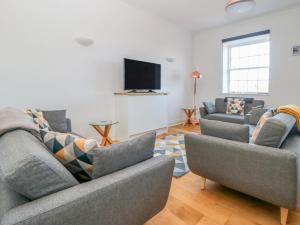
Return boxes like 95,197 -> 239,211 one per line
226,0 -> 256,15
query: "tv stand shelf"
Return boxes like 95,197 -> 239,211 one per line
114,92 -> 168,96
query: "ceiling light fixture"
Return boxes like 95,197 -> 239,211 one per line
226,0 -> 256,15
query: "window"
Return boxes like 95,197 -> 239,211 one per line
223,30 -> 270,94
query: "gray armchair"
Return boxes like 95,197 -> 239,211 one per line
185,128 -> 300,225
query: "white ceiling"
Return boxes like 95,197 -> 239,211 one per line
121,0 -> 300,31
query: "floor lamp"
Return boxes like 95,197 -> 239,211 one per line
191,68 -> 202,122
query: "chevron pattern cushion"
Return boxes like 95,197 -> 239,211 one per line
40,130 -> 98,182
25,109 -> 52,131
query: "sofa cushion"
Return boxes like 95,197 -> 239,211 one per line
92,132 -> 155,179
252,110 -> 273,142
215,98 -> 227,113
41,131 -> 98,182
255,113 -> 296,148
0,130 -> 78,200
226,98 -> 245,116
203,102 -> 216,114
200,119 -> 249,143
42,110 -> 68,133
205,113 -> 245,124
25,109 -> 52,131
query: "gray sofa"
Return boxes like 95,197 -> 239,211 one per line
0,111 -> 175,225
185,114 -> 300,225
200,98 -> 265,124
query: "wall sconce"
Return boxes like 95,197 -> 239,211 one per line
74,36 -> 94,47
166,58 -> 175,63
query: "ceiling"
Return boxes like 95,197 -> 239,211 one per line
120,0 -> 300,31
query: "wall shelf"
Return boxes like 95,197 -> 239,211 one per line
114,92 -> 168,96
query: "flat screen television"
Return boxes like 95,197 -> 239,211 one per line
124,58 -> 161,91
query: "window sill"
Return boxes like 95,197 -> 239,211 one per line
221,92 -> 271,96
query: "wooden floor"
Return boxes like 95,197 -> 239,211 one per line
145,124 -> 300,225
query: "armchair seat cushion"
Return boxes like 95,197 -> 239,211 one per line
204,113 -> 245,124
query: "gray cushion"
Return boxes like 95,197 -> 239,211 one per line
92,132 -> 156,179
200,119 -> 249,143
203,102 -> 216,114
0,130 -> 78,200
205,113 -> 245,124
215,98 -> 226,113
42,110 -> 67,133
255,113 -> 296,148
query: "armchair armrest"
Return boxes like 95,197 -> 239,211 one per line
199,107 -> 208,118
1,156 -> 175,225
185,133 -> 298,209
245,108 -> 268,125
66,118 -> 72,133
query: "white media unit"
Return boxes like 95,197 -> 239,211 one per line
114,92 -> 168,141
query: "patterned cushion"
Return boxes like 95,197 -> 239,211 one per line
226,98 -> 245,116
252,110 -> 273,142
25,109 -> 52,131
40,130 -> 98,182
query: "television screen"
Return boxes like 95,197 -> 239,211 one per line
124,58 -> 161,90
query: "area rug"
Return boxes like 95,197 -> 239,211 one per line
154,133 -> 189,177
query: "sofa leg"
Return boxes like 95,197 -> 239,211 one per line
200,177 -> 206,190
280,207 -> 288,225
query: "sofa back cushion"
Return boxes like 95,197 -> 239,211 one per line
244,100 -> 265,115
215,98 -> 227,113
92,132 -> 156,179
42,110 -> 68,133
0,130 -> 78,200
200,119 -> 250,143
254,113 -> 296,148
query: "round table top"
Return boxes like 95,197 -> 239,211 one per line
90,121 -> 119,126
182,107 -> 199,111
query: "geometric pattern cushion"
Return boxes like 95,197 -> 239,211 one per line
25,109 -> 52,131
40,130 -> 98,182
226,98 -> 245,116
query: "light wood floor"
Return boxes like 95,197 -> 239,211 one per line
145,124 -> 300,225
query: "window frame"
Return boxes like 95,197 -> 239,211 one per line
222,33 -> 270,95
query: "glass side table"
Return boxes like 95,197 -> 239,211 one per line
90,121 -> 119,146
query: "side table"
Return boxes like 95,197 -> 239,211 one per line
90,121 -> 119,146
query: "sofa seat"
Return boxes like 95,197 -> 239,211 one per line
204,113 -> 245,124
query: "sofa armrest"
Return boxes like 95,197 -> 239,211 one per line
1,156 -> 175,225
245,108 -> 268,125
199,107 -> 208,118
185,134 -> 298,209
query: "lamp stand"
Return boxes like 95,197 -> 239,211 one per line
193,77 -> 197,122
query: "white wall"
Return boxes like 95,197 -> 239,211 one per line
193,7 -> 300,108
0,0 -> 193,138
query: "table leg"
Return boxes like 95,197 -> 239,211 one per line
184,109 -> 196,126
92,125 -> 114,146
101,125 -> 112,146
